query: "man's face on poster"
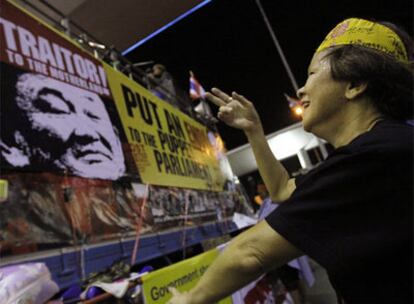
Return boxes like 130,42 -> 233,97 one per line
13,73 -> 125,180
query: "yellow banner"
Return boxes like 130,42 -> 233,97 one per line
141,248 -> 232,304
105,64 -> 226,191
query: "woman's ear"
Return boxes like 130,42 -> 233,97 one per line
345,82 -> 368,100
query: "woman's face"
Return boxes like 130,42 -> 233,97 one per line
297,51 -> 348,138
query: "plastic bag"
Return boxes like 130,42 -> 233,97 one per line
0,262 -> 59,304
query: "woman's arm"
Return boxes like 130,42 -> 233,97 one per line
168,220 -> 302,304
206,88 -> 295,202
245,127 -> 296,202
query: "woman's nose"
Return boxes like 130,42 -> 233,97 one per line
296,86 -> 305,100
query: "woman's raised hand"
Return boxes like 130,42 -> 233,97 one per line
205,88 -> 263,135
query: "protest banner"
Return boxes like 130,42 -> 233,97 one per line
142,248 -> 232,304
105,66 -> 226,191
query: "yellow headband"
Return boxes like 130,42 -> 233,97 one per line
316,18 -> 408,62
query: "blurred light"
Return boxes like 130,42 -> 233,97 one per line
254,195 -> 263,205
88,41 -> 106,49
215,134 -> 225,153
293,106 -> 303,116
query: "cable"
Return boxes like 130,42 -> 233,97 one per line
254,0 -> 299,92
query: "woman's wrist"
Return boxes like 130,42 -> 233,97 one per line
244,126 -> 265,139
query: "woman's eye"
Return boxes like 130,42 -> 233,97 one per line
34,93 -> 71,114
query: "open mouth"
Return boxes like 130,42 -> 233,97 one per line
301,101 -> 310,109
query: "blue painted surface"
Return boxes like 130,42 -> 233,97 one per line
9,220 -> 238,290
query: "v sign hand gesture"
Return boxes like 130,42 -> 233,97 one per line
205,88 -> 264,136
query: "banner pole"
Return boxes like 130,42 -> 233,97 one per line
181,191 -> 191,260
130,183 -> 149,265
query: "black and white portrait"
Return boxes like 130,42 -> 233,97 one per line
1,66 -> 126,180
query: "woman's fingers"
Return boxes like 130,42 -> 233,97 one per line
207,88 -> 251,109
208,87 -> 240,106
232,92 -> 251,106
168,287 -> 180,296
219,106 -> 233,114
218,106 -> 233,121
217,111 -> 231,123
205,92 -> 226,107
218,107 -> 235,124
211,87 -> 231,102
167,287 -> 179,304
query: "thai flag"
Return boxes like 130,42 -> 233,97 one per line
284,93 -> 301,108
189,71 -> 206,101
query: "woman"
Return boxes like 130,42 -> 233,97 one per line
169,18 -> 413,303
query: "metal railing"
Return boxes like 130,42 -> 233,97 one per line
12,0 -> 218,129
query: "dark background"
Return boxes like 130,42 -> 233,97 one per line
126,0 -> 413,150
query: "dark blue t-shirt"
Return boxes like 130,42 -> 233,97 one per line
266,120 -> 413,303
